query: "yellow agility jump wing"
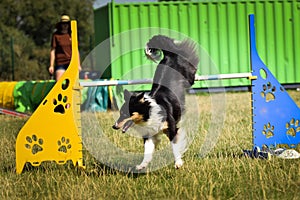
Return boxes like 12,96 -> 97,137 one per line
16,21 -> 84,174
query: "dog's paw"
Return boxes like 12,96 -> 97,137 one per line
174,159 -> 184,169
136,162 -> 148,170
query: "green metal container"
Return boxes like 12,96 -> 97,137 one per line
94,0 -> 300,90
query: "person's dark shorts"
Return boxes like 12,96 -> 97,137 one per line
55,64 -> 69,71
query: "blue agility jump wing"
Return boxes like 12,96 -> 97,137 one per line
249,14 -> 300,150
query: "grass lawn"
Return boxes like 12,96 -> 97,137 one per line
0,91 -> 299,199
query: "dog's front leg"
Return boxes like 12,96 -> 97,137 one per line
136,138 -> 156,170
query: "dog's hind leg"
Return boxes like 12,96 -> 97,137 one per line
171,127 -> 187,169
136,137 -> 159,170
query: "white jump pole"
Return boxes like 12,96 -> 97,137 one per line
79,72 -> 254,87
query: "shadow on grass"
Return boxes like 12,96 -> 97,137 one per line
85,158 -> 149,178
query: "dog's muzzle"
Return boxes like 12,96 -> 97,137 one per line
112,120 -> 134,133
121,120 -> 134,133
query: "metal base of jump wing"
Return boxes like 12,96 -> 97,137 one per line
250,14 -> 300,150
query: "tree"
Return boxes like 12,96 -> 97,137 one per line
0,0 -> 95,81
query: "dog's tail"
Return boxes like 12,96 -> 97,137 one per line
145,35 -> 199,86
145,35 -> 175,59
178,38 -> 199,86
177,38 -> 199,71
145,35 -> 199,65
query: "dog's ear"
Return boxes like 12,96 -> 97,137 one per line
123,89 -> 132,101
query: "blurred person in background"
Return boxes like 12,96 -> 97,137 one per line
48,14 -> 81,81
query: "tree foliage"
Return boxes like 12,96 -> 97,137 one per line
0,0 -> 95,81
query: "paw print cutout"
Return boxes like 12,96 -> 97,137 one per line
262,122 -> 274,138
286,118 -> 300,137
260,82 -> 276,102
25,135 -> 44,155
57,137 -> 72,153
53,94 -> 70,114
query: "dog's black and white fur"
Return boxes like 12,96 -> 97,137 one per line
112,35 -> 199,170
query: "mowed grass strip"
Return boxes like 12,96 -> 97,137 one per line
0,91 -> 299,199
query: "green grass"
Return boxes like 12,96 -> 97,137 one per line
1,91 -> 300,199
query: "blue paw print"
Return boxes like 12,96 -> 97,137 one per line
261,82 -> 275,102
286,118 -> 300,137
262,122 -> 274,138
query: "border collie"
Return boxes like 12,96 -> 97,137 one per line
112,35 -> 199,170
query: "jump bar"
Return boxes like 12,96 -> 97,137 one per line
79,72 -> 254,87
195,72 -> 254,81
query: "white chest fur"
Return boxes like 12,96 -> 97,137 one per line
132,95 -> 165,138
